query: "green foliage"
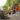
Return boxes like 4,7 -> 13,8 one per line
3,0 -> 20,11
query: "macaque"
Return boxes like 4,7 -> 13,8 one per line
13,4 -> 18,14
